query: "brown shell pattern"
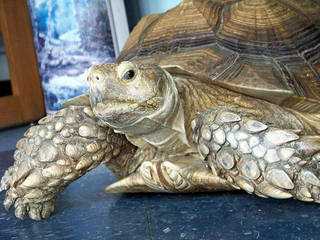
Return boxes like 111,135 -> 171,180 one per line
118,0 -> 320,104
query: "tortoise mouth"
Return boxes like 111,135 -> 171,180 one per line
92,99 -> 138,121
91,95 -> 163,128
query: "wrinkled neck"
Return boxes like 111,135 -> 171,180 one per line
136,102 -> 189,150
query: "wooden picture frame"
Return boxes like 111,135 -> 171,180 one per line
0,0 -> 45,129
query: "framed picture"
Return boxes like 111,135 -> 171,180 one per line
27,0 -> 129,113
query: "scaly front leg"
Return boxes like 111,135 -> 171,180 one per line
193,107 -> 320,202
0,106 -> 136,220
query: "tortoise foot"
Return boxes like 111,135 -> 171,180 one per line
4,190 -> 56,221
0,106 -> 131,220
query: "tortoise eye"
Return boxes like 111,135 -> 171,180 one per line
123,70 -> 135,80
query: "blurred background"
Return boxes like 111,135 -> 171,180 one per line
0,0 -> 182,128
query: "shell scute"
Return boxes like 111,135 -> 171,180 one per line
120,0 -> 320,103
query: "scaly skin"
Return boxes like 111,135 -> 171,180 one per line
2,60 -> 320,221
0,105 -> 136,220
193,107 -> 320,202
87,61 -> 320,203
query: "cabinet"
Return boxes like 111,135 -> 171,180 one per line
0,0 -> 45,129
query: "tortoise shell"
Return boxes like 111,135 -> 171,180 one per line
118,0 -> 320,111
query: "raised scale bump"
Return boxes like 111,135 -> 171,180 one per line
0,106 -> 135,220
193,108 -> 320,201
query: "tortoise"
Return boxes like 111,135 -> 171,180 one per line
1,0 -> 320,221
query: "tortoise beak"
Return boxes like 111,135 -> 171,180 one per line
87,63 -> 115,106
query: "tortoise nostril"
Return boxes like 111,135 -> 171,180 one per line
87,66 -> 103,83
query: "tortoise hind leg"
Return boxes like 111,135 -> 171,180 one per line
0,106 -> 136,220
193,107 -> 320,202
105,151 -> 235,193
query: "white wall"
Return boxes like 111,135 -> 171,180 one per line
137,0 -> 182,16
125,0 -> 182,31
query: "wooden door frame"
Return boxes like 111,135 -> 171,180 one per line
0,0 -> 45,129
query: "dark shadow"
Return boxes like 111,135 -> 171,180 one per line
0,33 -> 12,97
124,0 -> 143,31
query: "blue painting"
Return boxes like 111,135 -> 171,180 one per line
27,0 -> 115,113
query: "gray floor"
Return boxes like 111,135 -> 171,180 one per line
0,125 -> 29,151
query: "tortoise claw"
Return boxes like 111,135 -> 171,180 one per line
29,203 -> 42,221
41,201 -> 55,219
4,196 -> 14,211
14,204 -> 27,220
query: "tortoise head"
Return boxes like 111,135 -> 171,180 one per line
87,61 -> 179,134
